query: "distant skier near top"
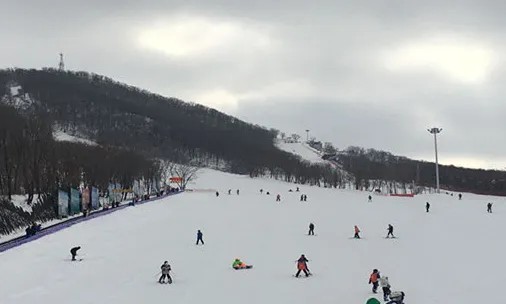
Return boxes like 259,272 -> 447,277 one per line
196,230 -> 204,245
458,193 -> 462,200
228,189 -> 231,195
296,187 -> 300,192
300,194 -> 304,202
260,189 -> 263,194
426,202 -> 430,213
386,224 -> 394,238
308,223 -> 315,235
295,254 -> 311,277
487,202 -> 493,213
236,189 -> 240,195
70,246 -> 81,261
354,225 -> 361,239
368,195 -> 372,202
215,191 -> 219,197
276,194 -> 281,202
379,276 -> 391,301
369,269 -> 380,293
158,261 -> 172,284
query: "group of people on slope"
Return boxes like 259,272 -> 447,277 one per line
369,269 -> 405,303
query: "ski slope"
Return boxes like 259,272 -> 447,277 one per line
277,141 -> 324,163
0,169 -> 505,304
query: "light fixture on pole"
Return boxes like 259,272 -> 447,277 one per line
427,127 -> 442,193
305,129 -> 310,142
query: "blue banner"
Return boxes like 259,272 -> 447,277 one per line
69,188 -> 80,215
91,187 -> 99,209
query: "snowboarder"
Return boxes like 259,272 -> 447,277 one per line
303,194 -> 307,201
196,230 -> 204,245
232,258 -> 252,269
368,195 -> 372,202
426,202 -> 430,213
458,193 -> 462,200
379,276 -> 391,301
276,194 -> 281,202
296,187 -> 300,192
300,194 -> 304,202
387,291 -> 405,304
354,225 -> 361,239
236,189 -> 240,195
369,269 -> 380,293
295,254 -> 310,277
228,189 -> 231,195
158,261 -> 172,284
308,223 -> 315,235
386,224 -> 394,238
487,202 -> 493,213
215,191 -> 219,197
70,246 -> 81,261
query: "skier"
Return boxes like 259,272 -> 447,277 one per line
354,225 -> 361,239
303,194 -> 307,202
369,269 -> 380,293
236,189 -> 240,195
387,291 -> 405,304
386,224 -> 394,238
368,195 -> 372,202
196,230 -> 204,245
232,258 -> 252,269
295,254 -> 310,277
487,202 -> 493,213
308,223 -> 315,235
228,189 -> 231,195
296,187 -> 300,192
158,261 -> 172,284
70,246 -> 81,261
300,194 -> 304,202
426,202 -> 430,213
276,194 -> 281,202
379,275 -> 391,301
458,193 -> 462,200
215,191 -> 219,197
260,189 -> 263,194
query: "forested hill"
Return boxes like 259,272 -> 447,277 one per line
0,68 -> 302,174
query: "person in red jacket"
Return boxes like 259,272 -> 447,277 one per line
354,225 -> 361,239
295,254 -> 311,277
369,269 -> 380,293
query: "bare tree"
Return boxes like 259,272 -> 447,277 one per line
168,162 -> 200,189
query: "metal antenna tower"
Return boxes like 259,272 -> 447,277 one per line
59,53 -> 65,71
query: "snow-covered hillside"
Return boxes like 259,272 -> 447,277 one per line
277,140 -> 324,163
0,169 -> 504,304
53,130 -> 97,146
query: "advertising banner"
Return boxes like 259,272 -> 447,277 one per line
70,188 -> 80,215
82,187 -> 90,210
58,190 -> 69,217
91,187 -> 99,209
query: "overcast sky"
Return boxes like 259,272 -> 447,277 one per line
2,0 -> 506,169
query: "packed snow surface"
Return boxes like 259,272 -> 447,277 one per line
0,169 -> 504,304
277,141 -> 324,163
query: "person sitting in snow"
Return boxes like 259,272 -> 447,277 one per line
232,258 -> 251,269
387,291 -> 405,304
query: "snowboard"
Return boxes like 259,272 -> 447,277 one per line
64,258 -> 84,262
365,298 -> 381,304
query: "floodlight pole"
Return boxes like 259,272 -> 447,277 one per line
427,127 -> 442,193
305,129 -> 309,142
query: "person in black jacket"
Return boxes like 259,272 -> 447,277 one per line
295,254 -> 310,277
70,246 -> 81,261
159,261 -> 172,284
487,202 -> 493,213
426,202 -> 430,213
196,230 -> 204,245
308,223 -> 315,235
386,224 -> 394,238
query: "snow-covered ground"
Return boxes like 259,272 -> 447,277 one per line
277,140 -> 324,163
53,130 -> 97,146
0,168 -> 504,304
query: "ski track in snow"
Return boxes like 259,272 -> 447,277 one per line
0,168 -> 504,304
